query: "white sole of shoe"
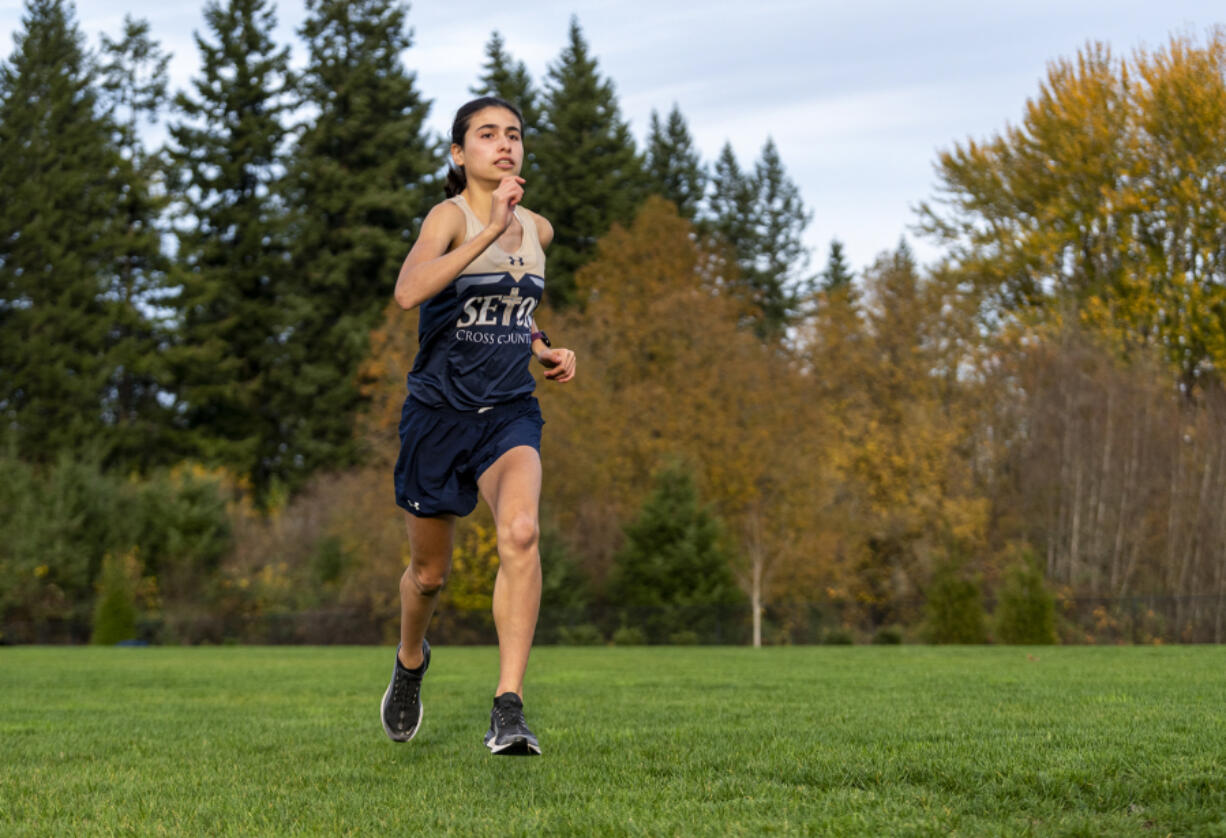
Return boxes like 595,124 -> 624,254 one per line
485,735 -> 541,755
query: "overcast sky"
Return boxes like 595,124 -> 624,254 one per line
3,0 -> 1224,272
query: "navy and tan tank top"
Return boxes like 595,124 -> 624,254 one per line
406,195 -> 546,410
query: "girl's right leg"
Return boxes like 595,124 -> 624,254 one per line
399,511 -> 456,668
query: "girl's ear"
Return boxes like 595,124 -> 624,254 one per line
450,143 -> 465,168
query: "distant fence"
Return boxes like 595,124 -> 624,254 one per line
5,594 -> 1225,645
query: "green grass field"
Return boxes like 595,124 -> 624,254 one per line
3,646 -> 1225,836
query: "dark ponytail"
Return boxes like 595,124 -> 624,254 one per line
445,166 -> 466,198
444,95 -> 525,198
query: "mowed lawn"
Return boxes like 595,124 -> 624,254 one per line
2,646 -> 1225,836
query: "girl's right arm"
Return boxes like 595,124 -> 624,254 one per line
393,203 -> 495,310
393,177 -> 525,311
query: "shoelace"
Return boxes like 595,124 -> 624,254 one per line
391,669 -> 420,713
494,701 -> 526,731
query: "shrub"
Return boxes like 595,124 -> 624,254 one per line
925,562 -> 988,643
0,453 -> 232,640
823,628 -> 855,645
91,554 -> 138,645
994,553 -> 1058,644
607,464 -> 744,643
555,624 -> 603,646
871,625 -> 904,645
668,629 -> 699,645
612,625 -> 647,645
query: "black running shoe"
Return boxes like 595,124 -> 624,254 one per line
381,640 -> 430,743
484,692 -> 541,756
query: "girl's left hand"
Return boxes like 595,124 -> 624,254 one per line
537,347 -> 576,383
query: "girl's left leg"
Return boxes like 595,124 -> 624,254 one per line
477,444 -> 543,698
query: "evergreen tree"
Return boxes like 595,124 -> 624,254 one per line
749,138 -> 812,339
820,238 -> 854,292
704,142 -> 759,320
470,30 -> 541,183
705,142 -> 757,256
166,0 -> 295,500
607,463 -> 743,643
994,553 -> 1058,644
532,17 -> 644,307
99,15 -> 170,157
470,30 -> 540,132
644,104 -> 706,220
705,139 -> 813,340
0,0 -> 129,463
804,238 -> 866,424
924,557 -> 988,644
91,553 -> 138,644
281,0 -> 437,480
97,16 -> 176,470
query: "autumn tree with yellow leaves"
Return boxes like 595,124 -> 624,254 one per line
919,30 -> 1226,394
541,197 -> 830,644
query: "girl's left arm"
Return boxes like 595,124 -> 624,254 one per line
530,318 -> 575,383
532,211 -> 554,250
527,211 -> 574,382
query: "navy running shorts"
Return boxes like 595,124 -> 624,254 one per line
393,395 -> 544,517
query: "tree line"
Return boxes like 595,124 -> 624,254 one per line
0,0 -> 812,497
4,1 -> 1226,645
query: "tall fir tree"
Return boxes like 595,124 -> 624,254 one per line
607,462 -> 743,643
166,0 -> 295,501
820,238 -> 854,292
470,30 -> 540,131
97,16 -> 176,470
532,17 -> 644,307
705,142 -> 760,322
0,0 -> 131,464
644,104 -> 706,220
705,138 -> 812,340
470,30 -> 540,182
281,0 -> 437,480
750,138 -> 812,339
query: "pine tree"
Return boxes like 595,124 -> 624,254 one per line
704,142 -> 760,324
644,104 -> 706,220
750,137 -> 812,339
532,17 -> 644,307
705,139 -> 813,340
470,30 -> 541,184
470,30 -> 540,132
166,0 -> 295,500
0,0 -> 129,463
607,463 -> 743,643
97,15 -> 176,470
805,238 -> 866,410
994,553 -> 1058,644
280,0 -> 437,481
820,238 -> 854,292
705,142 -> 756,247
924,557 -> 988,644
90,553 -> 138,644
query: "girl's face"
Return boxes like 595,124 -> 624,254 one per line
451,106 -> 523,183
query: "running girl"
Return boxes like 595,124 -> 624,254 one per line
380,96 -> 575,756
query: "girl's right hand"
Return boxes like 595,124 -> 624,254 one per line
489,175 -> 525,234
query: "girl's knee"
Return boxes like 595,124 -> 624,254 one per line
403,561 -> 449,596
498,513 -> 539,556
